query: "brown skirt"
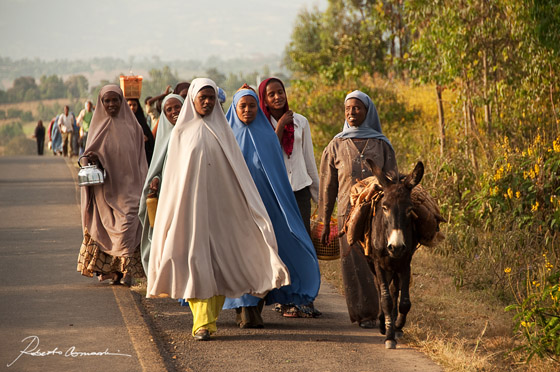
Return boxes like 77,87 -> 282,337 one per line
77,232 -> 144,278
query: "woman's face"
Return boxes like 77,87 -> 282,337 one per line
345,98 -> 367,127
193,87 -> 216,117
264,81 -> 286,110
236,95 -> 258,125
127,100 -> 138,114
102,92 -> 122,117
164,98 -> 183,125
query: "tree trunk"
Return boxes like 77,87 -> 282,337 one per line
550,61 -> 559,135
482,49 -> 492,136
436,85 -> 446,157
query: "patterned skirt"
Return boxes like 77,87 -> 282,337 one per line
77,231 -> 145,278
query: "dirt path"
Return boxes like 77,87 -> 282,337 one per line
133,281 -> 442,372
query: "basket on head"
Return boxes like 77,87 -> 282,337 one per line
119,75 -> 143,99
310,214 -> 340,260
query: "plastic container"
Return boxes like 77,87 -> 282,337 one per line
146,195 -> 158,227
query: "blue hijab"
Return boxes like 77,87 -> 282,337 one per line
335,90 -> 393,150
223,89 -> 321,308
51,115 -> 62,153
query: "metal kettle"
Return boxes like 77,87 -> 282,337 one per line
77,155 -> 106,186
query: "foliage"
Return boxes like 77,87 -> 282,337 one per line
4,135 -> 35,156
287,75 -> 419,163
284,0 -> 560,364
0,122 -> 24,146
285,1 -> 407,82
0,74 -> 91,104
506,253 -> 560,363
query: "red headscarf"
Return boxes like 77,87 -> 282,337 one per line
258,78 -> 295,157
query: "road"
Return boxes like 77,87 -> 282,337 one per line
0,155 -> 442,372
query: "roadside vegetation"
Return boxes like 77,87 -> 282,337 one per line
288,1 -> 559,370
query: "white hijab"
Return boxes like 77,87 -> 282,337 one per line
147,78 -> 290,300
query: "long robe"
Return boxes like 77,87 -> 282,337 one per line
223,89 -> 321,309
319,137 -> 397,323
81,85 -> 147,257
147,79 -> 290,301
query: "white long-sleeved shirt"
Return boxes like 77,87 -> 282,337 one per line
58,113 -> 74,133
270,113 -> 319,202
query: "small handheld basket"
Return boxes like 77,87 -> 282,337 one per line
119,75 -> 143,99
310,213 -> 340,260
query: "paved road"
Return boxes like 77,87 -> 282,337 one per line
0,156 -> 443,372
0,156 -> 164,372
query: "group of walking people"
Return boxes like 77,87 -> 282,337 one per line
76,76 -> 398,341
39,102 -> 94,157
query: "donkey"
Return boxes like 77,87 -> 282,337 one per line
366,160 -> 424,349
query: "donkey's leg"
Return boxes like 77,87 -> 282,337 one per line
389,276 -> 400,338
395,267 -> 412,338
376,263 -> 396,349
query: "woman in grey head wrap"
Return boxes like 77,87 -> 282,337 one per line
318,90 -> 398,329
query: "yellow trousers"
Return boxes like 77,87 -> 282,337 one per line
188,295 -> 225,336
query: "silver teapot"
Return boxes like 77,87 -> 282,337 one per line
77,156 -> 106,186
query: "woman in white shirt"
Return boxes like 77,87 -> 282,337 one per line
258,78 -> 319,235
258,77 -> 321,318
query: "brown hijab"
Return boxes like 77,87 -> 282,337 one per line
81,85 -> 148,257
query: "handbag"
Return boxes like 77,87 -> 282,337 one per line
310,208 -> 340,260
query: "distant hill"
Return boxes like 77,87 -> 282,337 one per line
0,55 -> 287,90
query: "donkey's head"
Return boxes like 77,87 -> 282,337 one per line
368,160 -> 424,259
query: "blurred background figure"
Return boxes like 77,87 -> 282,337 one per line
128,98 -> 155,165
33,120 -> 45,155
76,100 -> 94,155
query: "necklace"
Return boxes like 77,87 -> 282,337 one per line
351,138 -> 370,156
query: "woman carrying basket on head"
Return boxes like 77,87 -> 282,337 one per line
318,90 -> 398,329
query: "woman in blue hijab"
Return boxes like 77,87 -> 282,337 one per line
318,90 -> 398,329
224,86 -> 321,328
50,115 -> 63,155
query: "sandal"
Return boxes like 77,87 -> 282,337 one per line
296,304 -> 322,318
282,306 -> 300,318
109,272 -> 123,285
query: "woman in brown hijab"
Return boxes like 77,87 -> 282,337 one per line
77,85 -> 148,285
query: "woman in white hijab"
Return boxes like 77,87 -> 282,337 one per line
147,78 -> 290,341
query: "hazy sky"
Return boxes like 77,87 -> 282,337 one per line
0,0 -> 326,61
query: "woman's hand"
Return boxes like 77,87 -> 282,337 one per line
320,223 -> 330,246
276,110 -> 293,132
149,177 -> 160,194
80,154 -> 98,166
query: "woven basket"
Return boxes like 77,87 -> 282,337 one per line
310,214 -> 340,260
119,75 -> 143,99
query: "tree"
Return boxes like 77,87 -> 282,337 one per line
7,76 -> 39,102
39,74 -> 65,99
142,66 -> 180,99
65,75 -> 89,99
205,68 -> 226,87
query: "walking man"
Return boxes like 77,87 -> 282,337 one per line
58,105 -> 74,157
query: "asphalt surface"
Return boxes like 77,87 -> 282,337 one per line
0,155 -> 443,372
0,156 -> 165,372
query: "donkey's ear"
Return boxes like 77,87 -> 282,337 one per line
366,158 -> 389,186
405,161 -> 424,189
